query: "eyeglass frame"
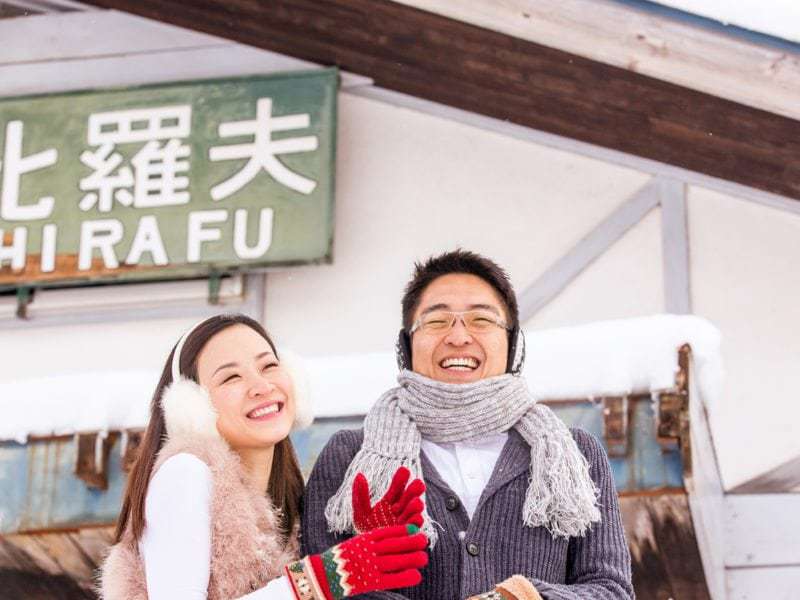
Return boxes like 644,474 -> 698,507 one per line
408,308 -> 511,336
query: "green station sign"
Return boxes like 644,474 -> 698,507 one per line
0,69 -> 338,290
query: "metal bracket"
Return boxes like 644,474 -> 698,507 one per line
74,431 -> 116,490
657,345 -> 693,479
208,273 -> 222,305
15,286 -> 33,319
120,429 -> 144,472
602,395 -> 629,457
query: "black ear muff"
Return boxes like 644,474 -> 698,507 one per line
507,327 -> 526,375
396,328 -> 413,371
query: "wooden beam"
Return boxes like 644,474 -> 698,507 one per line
729,455 -> 800,494
724,493 -> 800,568
659,178 -> 691,314
393,0 -> 800,123
78,0 -> 800,200
620,493 -> 712,599
518,180 -> 659,321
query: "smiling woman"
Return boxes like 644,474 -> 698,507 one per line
99,313 -> 429,600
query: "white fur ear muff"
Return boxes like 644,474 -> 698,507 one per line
280,350 -> 314,430
161,378 -> 221,440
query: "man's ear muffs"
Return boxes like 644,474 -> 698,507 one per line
396,325 -> 526,375
396,328 -> 413,371
507,326 -> 526,375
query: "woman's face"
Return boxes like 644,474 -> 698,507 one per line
196,324 -> 295,452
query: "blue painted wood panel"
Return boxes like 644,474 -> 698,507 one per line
0,399 -> 683,534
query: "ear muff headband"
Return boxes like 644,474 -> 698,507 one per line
171,319 -> 207,381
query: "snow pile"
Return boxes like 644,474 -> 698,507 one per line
522,314 -> 723,407
0,370 -> 158,443
0,315 -> 723,442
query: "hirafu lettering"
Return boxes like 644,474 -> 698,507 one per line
1,208 -> 274,272
75,208 -> 275,269
0,96 -> 317,273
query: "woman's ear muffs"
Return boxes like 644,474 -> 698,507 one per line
161,378 -> 221,440
280,350 -> 314,430
161,320 -> 221,440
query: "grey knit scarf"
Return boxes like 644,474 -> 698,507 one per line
325,370 -> 601,544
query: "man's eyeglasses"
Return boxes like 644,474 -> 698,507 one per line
409,309 -> 509,335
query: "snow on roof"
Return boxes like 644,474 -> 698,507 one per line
523,314 -> 723,403
0,370 -> 157,443
0,315 -> 722,442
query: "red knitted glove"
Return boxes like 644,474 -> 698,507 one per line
284,524 -> 428,600
352,467 -> 426,533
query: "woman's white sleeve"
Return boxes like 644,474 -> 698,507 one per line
140,453 -> 214,600
237,575 -> 296,599
140,453 -> 297,600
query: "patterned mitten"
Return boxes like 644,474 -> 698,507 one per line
467,575 -> 543,600
352,466 -> 426,533
285,524 -> 428,600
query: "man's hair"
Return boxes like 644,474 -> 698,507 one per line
401,249 -> 519,331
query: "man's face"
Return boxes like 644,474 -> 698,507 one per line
410,273 -> 510,384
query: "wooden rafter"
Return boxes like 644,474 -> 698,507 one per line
78,0 -> 800,200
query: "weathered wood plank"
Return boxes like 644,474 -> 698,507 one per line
0,527 -> 112,599
659,178 -> 691,314
0,44 -> 367,100
27,533 -> 97,582
0,10 -> 225,66
724,493 -> 800,568
620,492 -> 711,599
392,0 -> 800,122
685,353 -> 726,600
729,455 -> 800,494
726,566 -> 800,600
79,0 -> 800,200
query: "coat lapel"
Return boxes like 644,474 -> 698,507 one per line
477,429 -> 530,504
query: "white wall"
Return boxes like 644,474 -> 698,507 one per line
265,92 -> 653,354
688,187 -> 800,489
2,317 -> 196,381
2,10 -> 800,494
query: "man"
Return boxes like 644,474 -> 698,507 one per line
302,250 -> 634,600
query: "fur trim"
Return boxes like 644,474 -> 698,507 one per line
281,350 -> 314,430
161,378 -> 221,440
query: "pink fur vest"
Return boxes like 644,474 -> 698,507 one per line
100,434 -> 299,599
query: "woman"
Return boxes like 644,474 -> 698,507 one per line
101,313 -> 428,599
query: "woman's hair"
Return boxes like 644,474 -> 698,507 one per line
114,313 -> 304,543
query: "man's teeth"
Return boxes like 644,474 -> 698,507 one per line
249,404 -> 280,418
441,357 -> 478,370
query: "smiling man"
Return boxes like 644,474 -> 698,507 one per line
301,250 -> 634,600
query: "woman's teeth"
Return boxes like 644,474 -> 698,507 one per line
440,357 -> 478,370
248,404 -> 281,418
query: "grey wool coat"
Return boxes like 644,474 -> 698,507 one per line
300,427 -> 634,600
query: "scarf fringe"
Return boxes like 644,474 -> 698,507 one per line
521,405 -> 601,538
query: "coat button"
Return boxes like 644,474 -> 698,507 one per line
446,496 -> 460,511
467,542 -> 479,556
